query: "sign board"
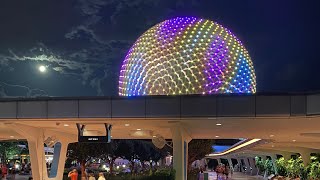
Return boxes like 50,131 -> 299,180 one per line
78,136 -> 111,143
77,123 -> 112,143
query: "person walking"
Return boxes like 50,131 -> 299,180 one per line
10,166 -> 17,180
68,169 -> 78,180
1,164 -> 7,180
97,172 -> 105,180
225,165 -> 230,179
88,173 -> 96,180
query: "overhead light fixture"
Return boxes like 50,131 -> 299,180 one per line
152,135 -> 157,138
215,135 -> 220,138
216,123 -> 222,126
64,124 -> 69,127
269,134 -> 274,137
271,145 -> 274,148
137,129 -> 142,131
292,139 -> 296,142
10,136 -> 14,138
125,124 -> 130,127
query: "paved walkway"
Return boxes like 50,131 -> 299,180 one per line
202,171 -> 263,180
3,174 -> 30,180
230,172 -> 263,180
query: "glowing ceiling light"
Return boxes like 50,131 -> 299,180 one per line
207,139 -> 261,157
119,17 -> 256,96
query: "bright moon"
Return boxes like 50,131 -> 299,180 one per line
39,65 -> 46,72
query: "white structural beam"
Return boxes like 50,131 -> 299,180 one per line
255,146 -> 319,166
227,158 -> 234,170
6,123 -> 76,180
252,148 -> 294,160
236,158 -> 243,172
171,124 -> 192,180
299,149 -> 313,166
244,158 -> 251,174
270,155 -> 278,175
258,146 -> 320,154
248,157 -> 257,175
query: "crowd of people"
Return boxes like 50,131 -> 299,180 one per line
197,163 -> 233,180
0,163 -> 33,180
68,169 -> 107,180
215,163 -> 232,179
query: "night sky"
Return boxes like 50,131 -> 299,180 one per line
0,0 -> 319,97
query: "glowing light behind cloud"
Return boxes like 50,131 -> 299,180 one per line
119,17 -> 256,96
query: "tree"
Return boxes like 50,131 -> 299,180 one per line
0,141 -> 21,164
134,140 -> 151,170
115,140 -> 136,173
149,143 -> 168,170
97,140 -> 121,175
188,139 -> 214,172
67,143 -> 98,179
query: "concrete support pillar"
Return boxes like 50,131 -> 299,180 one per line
171,125 -> 192,180
281,153 -> 292,160
227,158 -> 233,170
300,151 -> 312,166
260,156 -> 267,161
203,158 -> 209,170
243,158 -> 250,174
7,124 -> 76,180
27,129 -> 47,180
217,158 -> 221,164
270,155 -> 278,175
249,157 -> 257,175
249,157 -> 256,168
236,158 -> 243,172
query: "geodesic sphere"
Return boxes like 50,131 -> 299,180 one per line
119,17 -> 256,96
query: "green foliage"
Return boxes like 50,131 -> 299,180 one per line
264,159 -> 275,175
154,167 -> 175,179
255,157 -> 274,175
0,141 -> 22,161
67,142 -> 100,178
255,157 -> 266,174
67,142 -> 98,163
309,161 -> 320,179
276,157 -> 287,176
274,155 -> 320,179
286,156 -> 304,178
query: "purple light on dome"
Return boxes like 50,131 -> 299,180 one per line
119,17 -> 256,96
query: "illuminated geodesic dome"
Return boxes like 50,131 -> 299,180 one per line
119,17 -> 256,96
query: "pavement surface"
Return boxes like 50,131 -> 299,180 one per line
2,174 -> 31,180
230,172 -> 263,180
200,171 -> 263,180
5,172 -> 263,180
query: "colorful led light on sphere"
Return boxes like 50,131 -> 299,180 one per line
119,17 -> 256,96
